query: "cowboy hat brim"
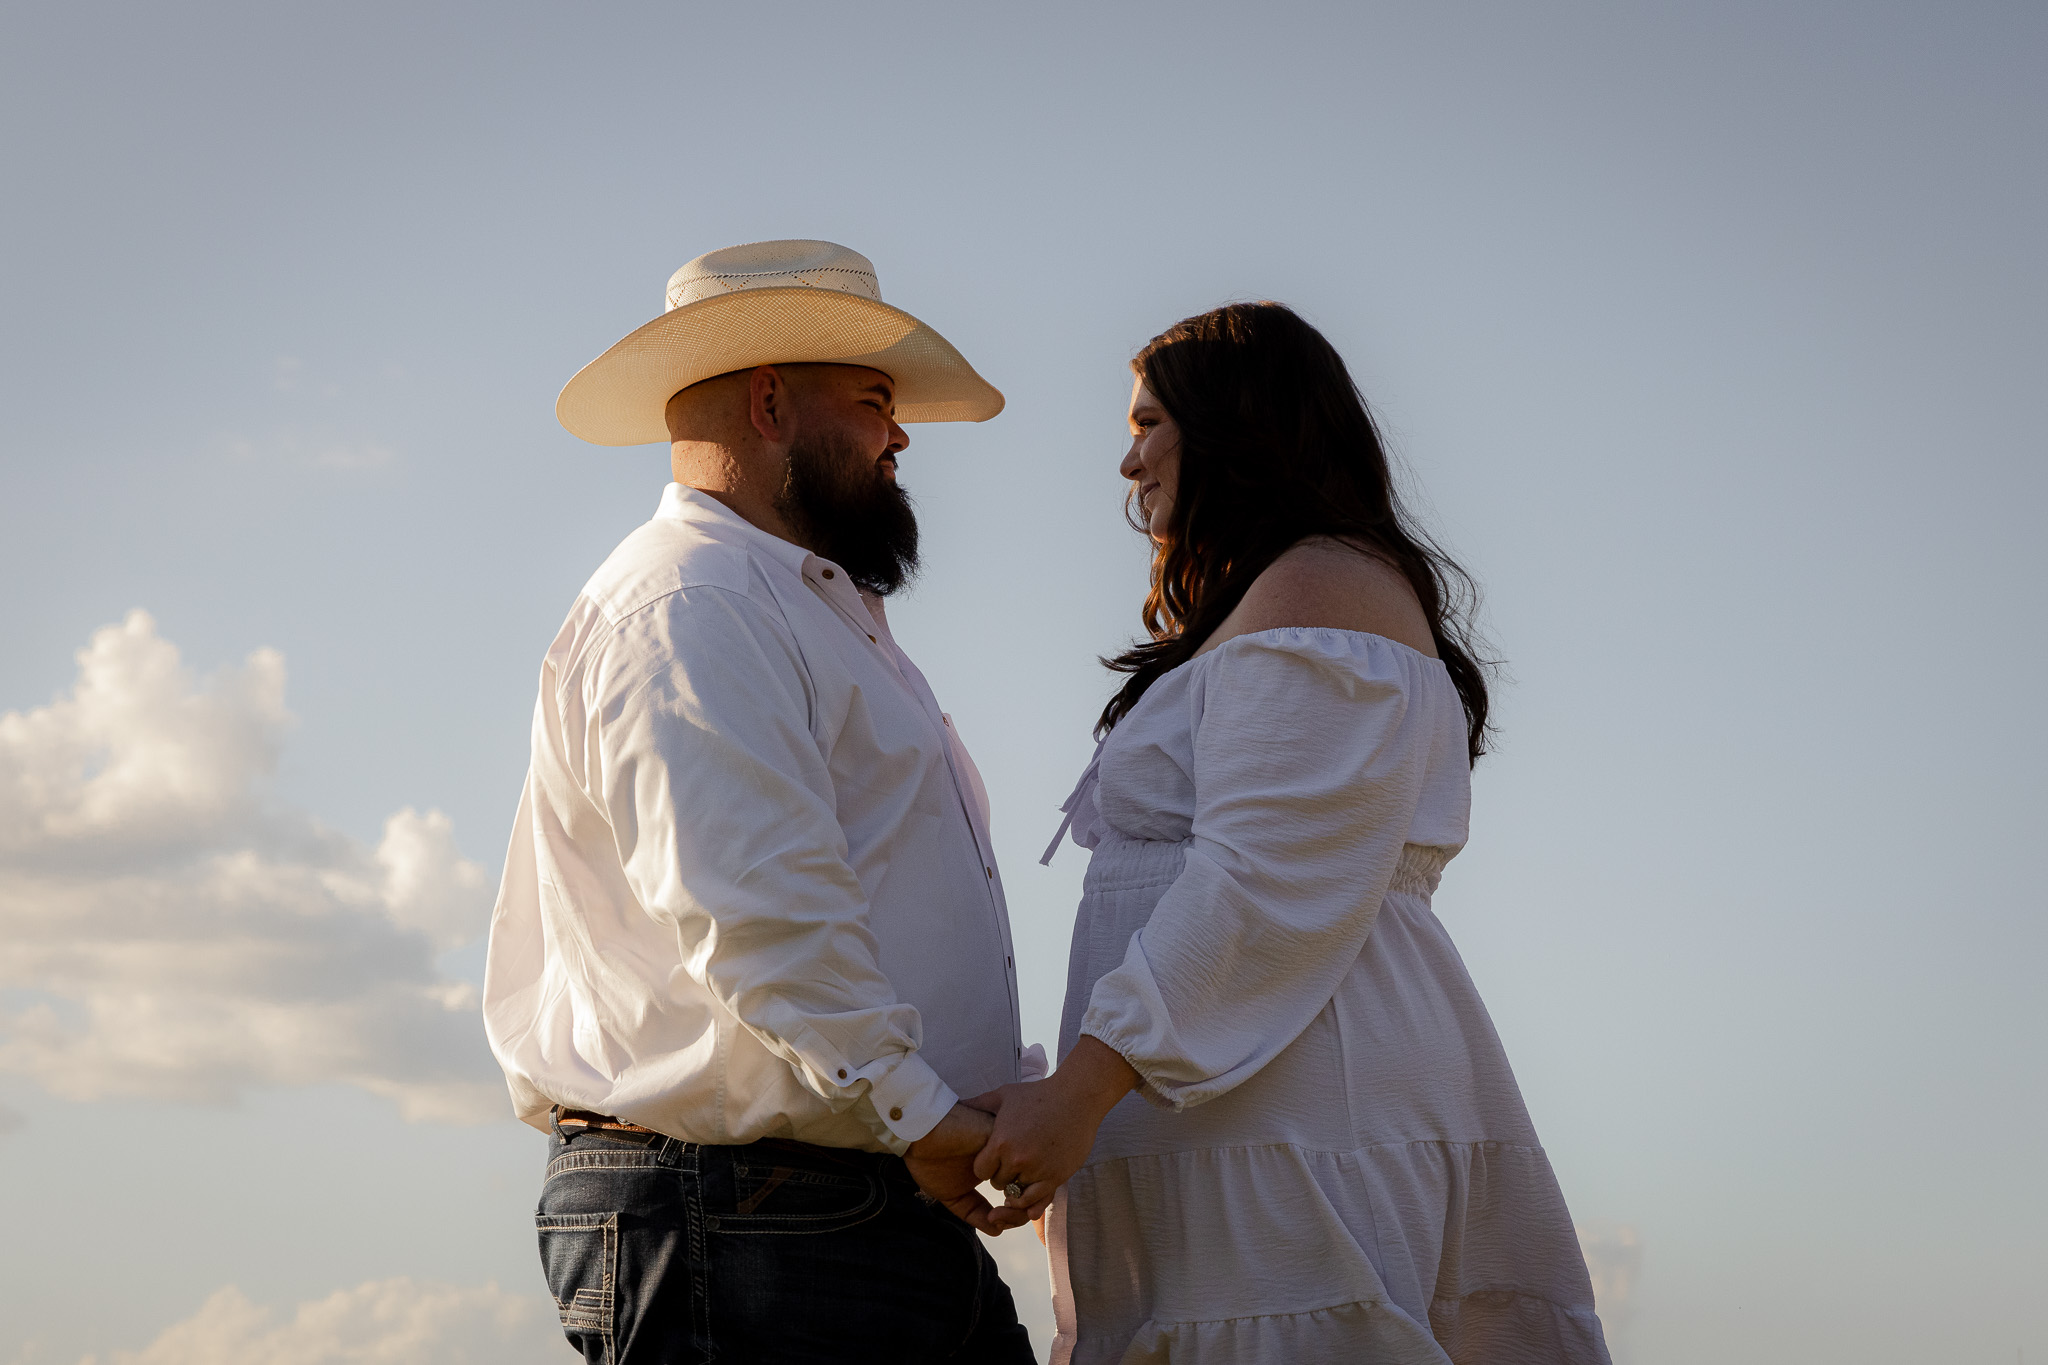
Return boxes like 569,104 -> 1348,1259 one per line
556,286 -> 1005,445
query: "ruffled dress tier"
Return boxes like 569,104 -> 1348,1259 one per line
1044,629 -> 1610,1365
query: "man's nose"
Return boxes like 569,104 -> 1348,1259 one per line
885,418 -> 909,455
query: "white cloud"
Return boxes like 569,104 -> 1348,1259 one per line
1577,1221 -> 1643,1324
271,355 -> 341,398
78,1278 -> 560,1365
0,611 -> 504,1122
221,430 -> 396,471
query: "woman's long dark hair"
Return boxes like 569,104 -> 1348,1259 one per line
1100,302 -> 1495,763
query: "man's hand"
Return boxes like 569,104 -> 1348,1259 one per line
967,1036 -> 1140,1221
904,1103 -> 1031,1236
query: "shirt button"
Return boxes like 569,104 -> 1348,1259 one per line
889,1107 -> 903,1121
837,1068 -> 848,1080
985,866 -> 993,879
821,568 -> 835,579
867,634 -> 876,642
1006,955 -> 1013,968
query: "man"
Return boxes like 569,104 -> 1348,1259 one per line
484,240 -> 1040,1363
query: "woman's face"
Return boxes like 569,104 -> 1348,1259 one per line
1120,376 -> 1182,541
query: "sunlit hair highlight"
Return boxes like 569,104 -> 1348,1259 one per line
1100,302 -> 1495,762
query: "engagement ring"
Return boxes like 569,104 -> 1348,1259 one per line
1003,1181 -> 1026,1200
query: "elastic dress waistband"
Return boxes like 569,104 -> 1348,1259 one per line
1081,835 -> 1453,899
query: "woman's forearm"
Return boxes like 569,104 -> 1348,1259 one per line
1060,1034 -> 1142,1119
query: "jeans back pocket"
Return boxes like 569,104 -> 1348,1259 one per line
536,1211 -> 618,1361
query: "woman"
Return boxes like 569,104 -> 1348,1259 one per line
970,303 -> 1611,1363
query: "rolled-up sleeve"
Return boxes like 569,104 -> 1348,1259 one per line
593,585 -> 955,1149
1080,638 -> 1430,1110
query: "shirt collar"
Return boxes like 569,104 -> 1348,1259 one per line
658,483 -> 815,578
657,483 -> 884,630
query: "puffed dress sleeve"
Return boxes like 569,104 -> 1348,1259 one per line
1079,633 -> 1435,1110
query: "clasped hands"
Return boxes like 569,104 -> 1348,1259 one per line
903,1037 -> 1140,1236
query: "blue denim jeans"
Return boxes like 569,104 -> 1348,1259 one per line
536,1117 -> 1038,1363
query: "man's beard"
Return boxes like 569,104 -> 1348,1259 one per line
774,429 -> 921,596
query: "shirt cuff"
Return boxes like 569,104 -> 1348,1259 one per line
852,1051 -> 958,1154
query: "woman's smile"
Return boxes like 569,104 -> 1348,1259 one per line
1120,378 -> 1182,538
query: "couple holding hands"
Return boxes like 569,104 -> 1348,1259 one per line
483,240 -> 1611,1364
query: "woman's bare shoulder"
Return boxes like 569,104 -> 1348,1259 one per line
1196,537 -> 1439,657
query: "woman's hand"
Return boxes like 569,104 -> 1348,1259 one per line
966,1036 -> 1141,1219
905,1103 -> 1031,1236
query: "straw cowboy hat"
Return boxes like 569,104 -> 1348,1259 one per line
556,239 -> 1005,445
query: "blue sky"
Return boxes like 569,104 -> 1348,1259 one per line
2,3 -> 2043,1361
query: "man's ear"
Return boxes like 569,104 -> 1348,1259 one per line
747,365 -> 791,445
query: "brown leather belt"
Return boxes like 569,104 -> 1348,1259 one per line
549,1110 -> 894,1173
553,1106 -> 657,1134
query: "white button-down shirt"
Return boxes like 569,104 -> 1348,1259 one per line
483,484 -> 1024,1153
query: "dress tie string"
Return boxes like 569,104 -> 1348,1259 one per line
1040,736 -> 1107,865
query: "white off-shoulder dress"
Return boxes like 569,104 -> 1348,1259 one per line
1042,629 -> 1610,1365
